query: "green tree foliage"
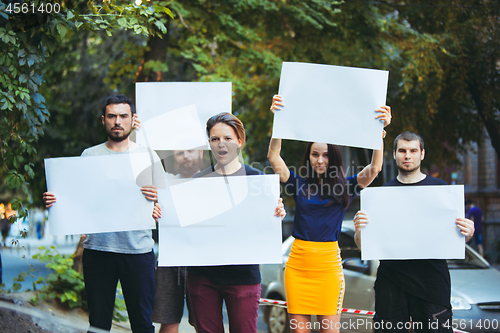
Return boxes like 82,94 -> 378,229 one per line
155,0 -> 500,175
128,0 -> 369,170
1,0 -> 52,215
0,0 -> 171,211
375,0 -> 500,169
31,0 -> 349,203
138,0 -> 457,174
126,0 -> 467,173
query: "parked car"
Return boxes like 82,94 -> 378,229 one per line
260,221 -> 500,333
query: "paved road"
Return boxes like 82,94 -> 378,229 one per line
0,235 -> 270,332
167,304 -> 269,333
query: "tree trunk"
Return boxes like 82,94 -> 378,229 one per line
135,35 -> 169,83
467,81 -> 500,162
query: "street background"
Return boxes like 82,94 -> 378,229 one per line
0,234 -> 270,333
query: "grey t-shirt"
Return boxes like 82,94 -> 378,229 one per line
81,142 -> 163,254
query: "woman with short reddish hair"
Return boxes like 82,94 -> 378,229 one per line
153,112 -> 286,333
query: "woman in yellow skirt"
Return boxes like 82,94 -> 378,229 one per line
268,95 -> 392,333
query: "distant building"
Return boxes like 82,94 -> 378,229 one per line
458,133 -> 500,263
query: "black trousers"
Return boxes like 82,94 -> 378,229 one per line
82,249 -> 155,333
374,275 -> 453,333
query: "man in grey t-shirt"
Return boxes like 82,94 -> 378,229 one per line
43,95 -> 161,333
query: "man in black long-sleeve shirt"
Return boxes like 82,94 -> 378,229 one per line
354,131 -> 474,333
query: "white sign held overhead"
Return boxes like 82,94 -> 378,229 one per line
135,82 -> 232,150
360,185 -> 465,260
273,62 -> 389,150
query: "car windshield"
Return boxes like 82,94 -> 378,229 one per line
338,231 -> 361,260
447,247 -> 489,269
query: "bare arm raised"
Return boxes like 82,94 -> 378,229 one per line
356,106 -> 391,189
267,95 -> 290,183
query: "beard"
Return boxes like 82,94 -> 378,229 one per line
397,163 -> 420,174
177,158 -> 203,178
106,126 -> 131,142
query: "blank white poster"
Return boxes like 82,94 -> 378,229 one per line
274,62 -> 388,150
360,185 -> 465,260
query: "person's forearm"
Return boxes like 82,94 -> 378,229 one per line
357,137 -> 384,188
267,138 -> 290,182
267,138 -> 283,172
269,138 -> 282,153
369,136 -> 384,174
354,231 -> 361,249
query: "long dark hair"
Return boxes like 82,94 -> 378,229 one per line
300,143 -> 350,209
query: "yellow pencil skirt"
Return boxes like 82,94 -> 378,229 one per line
284,239 -> 344,315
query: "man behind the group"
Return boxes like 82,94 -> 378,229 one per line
43,94 -> 162,333
152,149 -> 203,333
354,131 -> 474,333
